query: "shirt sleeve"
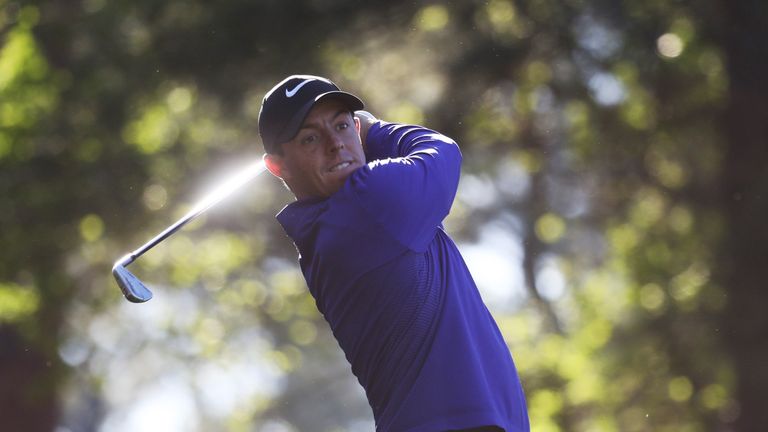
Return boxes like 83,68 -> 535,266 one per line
348,121 -> 462,252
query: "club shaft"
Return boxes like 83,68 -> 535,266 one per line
119,209 -> 201,267
119,159 -> 266,267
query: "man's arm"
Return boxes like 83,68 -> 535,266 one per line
349,119 -> 462,251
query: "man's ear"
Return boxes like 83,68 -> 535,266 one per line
263,153 -> 288,179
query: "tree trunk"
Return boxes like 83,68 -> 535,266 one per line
719,1 -> 768,431
0,325 -> 59,431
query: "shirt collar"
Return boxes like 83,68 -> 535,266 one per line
275,197 -> 328,242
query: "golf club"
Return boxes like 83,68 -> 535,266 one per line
112,158 -> 267,303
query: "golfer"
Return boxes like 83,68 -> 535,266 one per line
259,75 -> 529,432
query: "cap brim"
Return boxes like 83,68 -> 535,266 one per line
274,91 -> 365,145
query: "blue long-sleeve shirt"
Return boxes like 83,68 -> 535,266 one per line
276,122 -> 529,431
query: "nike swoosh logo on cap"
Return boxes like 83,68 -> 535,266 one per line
285,79 -> 314,97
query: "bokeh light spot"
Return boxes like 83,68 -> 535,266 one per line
122,103 -> 179,154
700,384 -> 727,410
535,213 -> 566,243
143,184 -> 168,210
639,283 -> 666,312
167,87 -> 193,113
669,376 -> 694,402
79,214 -> 104,242
289,320 -> 318,346
415,5 -> 449,32
386,102 -> 424,125
0,283 -> 39,323
657,33 -> 684,58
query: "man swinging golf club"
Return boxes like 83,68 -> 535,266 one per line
260,75 -> 530,432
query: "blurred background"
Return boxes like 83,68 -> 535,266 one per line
1,0 -> 766,431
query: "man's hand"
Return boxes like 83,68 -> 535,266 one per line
355,110 -> 377,152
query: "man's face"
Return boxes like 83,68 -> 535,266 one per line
266,99 -> 365,200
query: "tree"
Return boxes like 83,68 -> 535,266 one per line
718,0 -> 768,430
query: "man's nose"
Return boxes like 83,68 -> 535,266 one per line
327,132 -> 344,152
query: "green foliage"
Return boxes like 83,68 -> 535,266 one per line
0,282 -> 39,323
0,6 -> 60,160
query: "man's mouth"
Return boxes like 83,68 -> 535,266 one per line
329,161 -> 352,172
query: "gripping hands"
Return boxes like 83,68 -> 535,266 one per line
355,110 -> 378,152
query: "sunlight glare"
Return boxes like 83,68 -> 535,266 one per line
101,375 -> 197,432
189,159 -> 266,216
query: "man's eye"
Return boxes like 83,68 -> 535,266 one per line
302,135 -> 317,145
337,122 -> 349,131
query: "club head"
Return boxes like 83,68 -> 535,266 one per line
112,263 -> 153,303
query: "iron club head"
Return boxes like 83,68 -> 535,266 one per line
112,261 -> 153,303
111,159 -> 267,303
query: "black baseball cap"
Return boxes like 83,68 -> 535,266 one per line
258,75 -> 364,153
